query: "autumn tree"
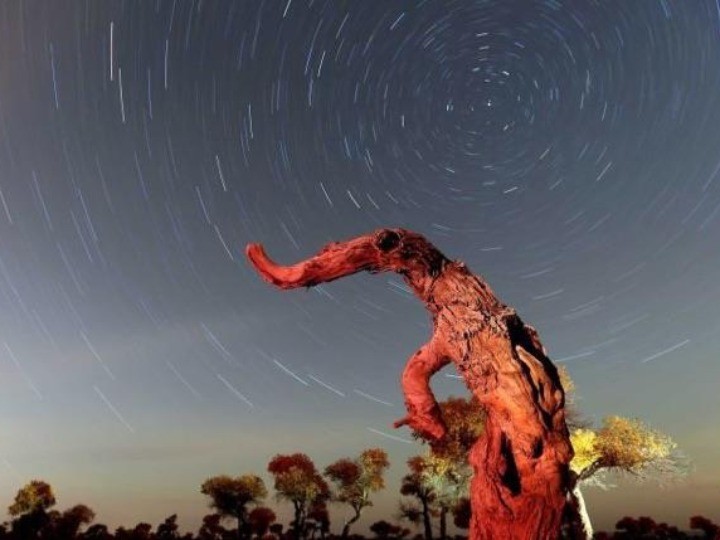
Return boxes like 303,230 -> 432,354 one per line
450,498 -> 471,531
398,451 -> 470,540
324,448 -> 390,538
421,396 -> 485,464
269,522 -> 284,539
248,507 -> 277,539
306,501 -> 331,540
201,474 -> 268,540
155,514 -> 180,539
508,365 -> 688,539
400,395 -> 483,540
197,514 -> 229,540
690,515 -> 720,539
80,523 -> 112,540
247,228 -> 574,538
567,415 -> 682,538
114,526 -> 131,540
419,454 -> 471,540
408,396 -> 484,540
47,504 -> 96,539
402,370 -> 683,540
267,453 -> 329,540
612,516 -> 667,538
399,456 -> 436,540
370,520 -> 411,540
7,480 -> 57,539
131,522 -> 152,540
115,522 -> 153,540
8,480 -> 56,516
396,500 -> 424,540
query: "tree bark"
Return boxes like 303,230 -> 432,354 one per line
292,502 -> 303,540
246,228 -> 573,540
439,506 -> 447,540
237,507 -> 248,540
341,508 -> 361,539
566,485 -> 593,540
421,497 -> 433,540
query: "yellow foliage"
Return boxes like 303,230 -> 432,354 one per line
595,416 -> 675,472
430,395 -> 485,463
423,453 -> 454,477
557,365 -> 575,403
419,450 -> 471,507
569,429 -> 601,475
275,468 -> 322,502
200,474 -> 267,517
8,480 -> 56,516
359,448 -> 390,491
570,416 -> 677,480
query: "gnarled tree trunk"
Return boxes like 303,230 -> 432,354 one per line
246,228 -> 573,540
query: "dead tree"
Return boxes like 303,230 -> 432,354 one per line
246,228 -> 573,540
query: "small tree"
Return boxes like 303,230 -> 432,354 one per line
248,507 -> 276,539
399,456 -> 436,540
8,480 -> 57,539
405,395 -> 484,540
307,501 -> 330,540
134,522 -> 153,540
269,522 -> 284,539
370,520 -> 410,540
80,523 -> 111,540
201,475 -> 268,540
268,453 -> 329,540
324,448 -> 390,538
567,416 -> 682,538
115,522 -> 153,540
690,515 -> 720,539
8,480 -> 56,516
417,454 -> 470,540
155,514 -> 180,539
423,396 -> 485,463
197,514 -> 228,540
614,516 -> 660,538
52,504 -> 96,538
451,498 -> 470,530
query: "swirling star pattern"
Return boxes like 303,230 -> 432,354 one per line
0,0 -> 719,532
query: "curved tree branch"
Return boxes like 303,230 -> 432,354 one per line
246,228 -> 572,540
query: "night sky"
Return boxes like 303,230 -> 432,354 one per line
1,0 -> 719,534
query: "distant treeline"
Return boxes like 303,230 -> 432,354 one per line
1,475 -> 718,539
0,446 -> 463,540
1,393 -> 715,540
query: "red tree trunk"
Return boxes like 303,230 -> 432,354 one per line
246,228 -> 573,540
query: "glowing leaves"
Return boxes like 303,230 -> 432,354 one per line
358,448 -> 391,492
267,453 -> 329,509
594,416 -> 676,473
200,474 -> 268,520
557,364 -> 575,403
431,395 -> 486,463
324,448 -> 390,537
569,429 -> 601,476
570,415 -> 678,481
324,459 -> 361,492
8,480 -> 56,517
247,506 -> 277,537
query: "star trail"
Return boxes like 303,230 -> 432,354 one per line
0,0 -> 719,533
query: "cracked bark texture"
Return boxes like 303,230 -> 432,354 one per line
246,228 -> 573,540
